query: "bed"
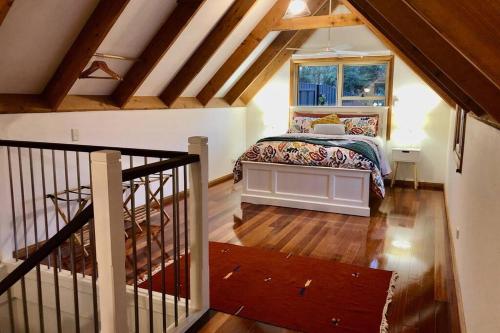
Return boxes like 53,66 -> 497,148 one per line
233,107 -> 391,217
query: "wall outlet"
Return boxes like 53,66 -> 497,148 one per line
456,228 -> 460,240
71,128 -> 79,142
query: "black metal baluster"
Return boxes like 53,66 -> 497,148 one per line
17,147 -> 30,333
173,167 -> 179,326
40,150 -> 50,268
51,150 -> 62,270
29,148 -> 45,333
64,151 -> 80,333
52,251 -> 62,333
145,157 -> 154,333
76,152 -> 86,276
7,289 -> 15,332
6,147 -> 17,333
87,154 -> 99,333
183,165 -> 189,317
7,148 -> 18,261
51,149 -> 62,333
130,156 -> 139,333
160,163 -> 167,332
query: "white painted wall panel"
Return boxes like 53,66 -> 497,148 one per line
445,114 -> 500,333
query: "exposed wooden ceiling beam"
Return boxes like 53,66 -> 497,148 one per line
196,0 -> 290,106
159,0 -> 258,107
0,0 -> 14,25
341,1 -> 454,106
272,13 -> 362,31
346,0 -> 499,121
404,0 -> 500,88
239,29 -> 317,104
112,0 -> 205,107
42,0 -> 130,110
0,94 -> 242,114
224,0 -> 331,105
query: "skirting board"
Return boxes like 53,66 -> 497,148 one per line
443,190 -> 467,333
384,179 -> 444,191
153,173 -> 233,208
241,161 -> 371,217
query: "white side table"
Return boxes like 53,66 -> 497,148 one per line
391,148 -> 421,190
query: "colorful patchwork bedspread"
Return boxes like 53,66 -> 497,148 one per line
234,134 -> 389,198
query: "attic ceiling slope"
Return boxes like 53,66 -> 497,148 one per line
196,0 -> 289,106
405,0 -> 500,88
159,0 -> 259,107
346,0 -> 500,122
224,0 -> 331,105
42,0 -> 130,110
112,0 -> 206,107
0,0 -> 13,25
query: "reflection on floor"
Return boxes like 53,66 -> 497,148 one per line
14,179 -> 460,333
195,180 -> 460,333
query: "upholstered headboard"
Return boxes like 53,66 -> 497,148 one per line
289,106 -> 389,140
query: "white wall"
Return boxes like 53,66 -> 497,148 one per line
445,113 -> 500,333
0,107 -> 246,259
0,107 -> 245,180
246,25 -> 451,183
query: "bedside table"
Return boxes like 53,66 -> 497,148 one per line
390,148 -> 421,189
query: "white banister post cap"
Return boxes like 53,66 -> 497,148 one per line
90,150 -> 122,163
188,136 -> 208,145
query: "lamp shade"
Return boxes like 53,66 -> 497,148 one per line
283,0 -> 311,18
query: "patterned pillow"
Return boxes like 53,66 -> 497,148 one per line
310,114 -> 341,128
288,117 -> 316,133
340,116 -> 379,137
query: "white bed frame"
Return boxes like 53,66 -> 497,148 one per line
241,106 -> 388,217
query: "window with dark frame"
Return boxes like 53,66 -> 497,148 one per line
292,56 -> 393,108
453,106 -> 467,173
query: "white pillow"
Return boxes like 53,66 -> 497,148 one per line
313,124 -> 346,135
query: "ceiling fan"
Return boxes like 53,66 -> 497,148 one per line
285,0 -> 369,56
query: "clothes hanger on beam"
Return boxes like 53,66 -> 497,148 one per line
79,60 -> 123,80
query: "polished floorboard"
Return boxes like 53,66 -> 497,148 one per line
194,180 -> 460,333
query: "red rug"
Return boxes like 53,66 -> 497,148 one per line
140,242 -> 397,333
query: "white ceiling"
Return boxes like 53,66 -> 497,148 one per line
69,0 -> 177,95
0,0 -> 98,93
136,0 -> 236,96
0,1 -> 363,99
182,0 -> 278,97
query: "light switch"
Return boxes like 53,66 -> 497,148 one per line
71,129 -> 79,142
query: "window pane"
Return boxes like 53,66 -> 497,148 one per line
341,99 -> 386,107
342,64 -> 387,98
297,65 -> 337,106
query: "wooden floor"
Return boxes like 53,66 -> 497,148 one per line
16,179 -> 460,332
194,180 -> 460,333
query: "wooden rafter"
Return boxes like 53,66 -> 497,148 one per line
239,29 -> 317,104
159,0 -> 258,107
0,0 -> 14,25
196,0 -> 290,106
224,0 -> 331,105
112,0 -> 205,107
404,0 -> 500,88
42,0 -> 130,110
346,0 -> 499,121
0,94 -> 245,114
272,13 -> 362,31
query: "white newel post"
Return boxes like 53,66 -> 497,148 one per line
90,150 -> 128,333
187,136 -> 209,311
